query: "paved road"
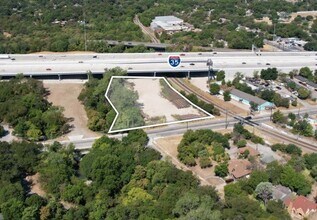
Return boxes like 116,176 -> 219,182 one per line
0,52 -> 316,78
59,106 -> 317,151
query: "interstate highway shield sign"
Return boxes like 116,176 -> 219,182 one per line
168,55 -> 181,68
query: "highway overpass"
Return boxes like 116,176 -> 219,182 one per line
0,51 -> 316,79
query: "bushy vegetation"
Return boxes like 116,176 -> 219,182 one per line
271,143 -> 302,156
108,79 -> 145,130
177,130 -> 229,167
232,123 -> 265,145
78,68 -> 127,132
180,91 -> 220,116
0,77 -> 69,140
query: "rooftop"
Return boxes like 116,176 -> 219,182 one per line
153,16 -> 183,23
230,88 -> 270,106
285,196 -> 317,213
239,146 -> 260,157
272,185 -> 293,201
294,75 -> 317,88
228,159 -> 252,179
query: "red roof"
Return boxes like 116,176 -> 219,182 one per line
228,159 -> 252,179
285,196 -> 317,213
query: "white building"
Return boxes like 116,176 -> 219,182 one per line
150,16 -> 185,34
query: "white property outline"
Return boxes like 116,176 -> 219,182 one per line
105,76 -> 214,133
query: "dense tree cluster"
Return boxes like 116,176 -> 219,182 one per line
0,77 -> 69,140
232,123 -> 265,145
260,68 -> 278,80
78,68 -> 127,132
260,89 -> 290,108
0,141 -> 43,219
177,129 -> 230,167
1,130 -> 289,219
1,0 -> 316,53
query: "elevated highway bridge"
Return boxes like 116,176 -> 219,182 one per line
0,51 -> 316,79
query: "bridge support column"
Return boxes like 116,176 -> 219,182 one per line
187,71 -> 191,79
87,73 -> 90,80
58,74 -> 61,81
154,72 -> 156,77
30,75 -> 32,78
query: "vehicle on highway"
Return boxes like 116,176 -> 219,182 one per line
276,86 -> 282,90
190,63 -> 195,66
79,61 -> 83,63
11,58 -> 15,61
39,55 -> 43,58
128,67 -> 133,70
158,53 -> 162,56
198,53 -> 202,55
180,53 -> 186,56
180,65 -> 185,68
266,63 -> 270,65
46,68 -> 51,71
242,62 -> 246,64
93,55 -> 97,58
213,52 -> 217,54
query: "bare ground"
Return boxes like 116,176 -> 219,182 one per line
25,173 -> 46,197
44,82 -> 100,140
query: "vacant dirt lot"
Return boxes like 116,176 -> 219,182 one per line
153,135 -> 226,197
128,78 -> 207,122
44,81 -> 100,140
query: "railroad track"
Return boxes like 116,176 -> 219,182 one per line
169,77 -> 231,115
169,77 -> 317,152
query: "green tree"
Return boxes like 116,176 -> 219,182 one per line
260,68 -> 278,80
215,163 -> 228,177
237,139 -> 247,148
280,165 -> 311,195
255,182 -> 273,205
297,87 -> 310,100
223,90 -> 231,102
216,71 -> 225,81
272,110 -> 286,124
209,83 -> 220,95
293,120 -> 314,137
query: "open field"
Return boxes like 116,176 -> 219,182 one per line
44,81 -> 100,140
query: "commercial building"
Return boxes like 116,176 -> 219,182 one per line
150,16 -> 190,34
230,89 -> 275,111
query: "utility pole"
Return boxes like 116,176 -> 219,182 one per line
207,58 -> 213,81
225,109 -> 228,129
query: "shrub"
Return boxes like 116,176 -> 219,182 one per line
237,139 -> 247,148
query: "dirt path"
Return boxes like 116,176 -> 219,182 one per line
44,81 -> 100,140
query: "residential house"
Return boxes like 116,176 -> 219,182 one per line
284,196 -> 317,219
228,159 -> 252,179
